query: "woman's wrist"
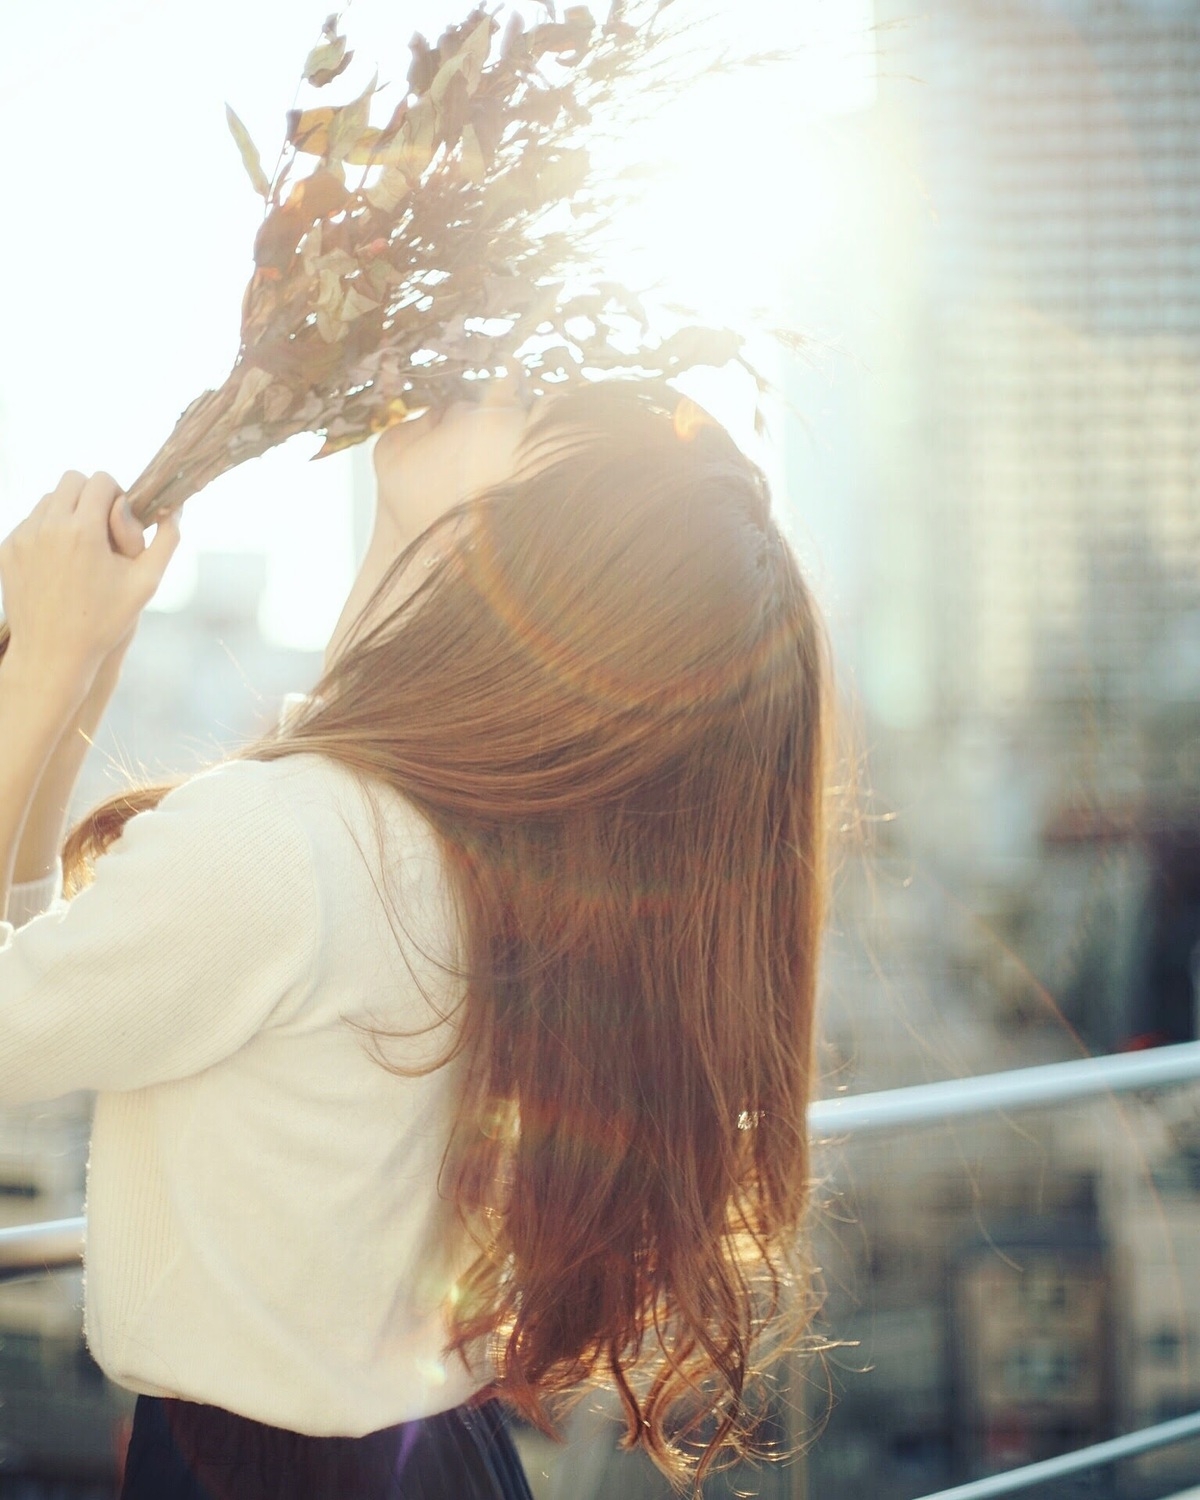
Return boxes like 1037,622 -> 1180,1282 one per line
2,649 -> 109,888
0,650 -> 89,920
0,644 -> 94,730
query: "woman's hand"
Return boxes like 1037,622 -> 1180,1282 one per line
0,471 -> 179,705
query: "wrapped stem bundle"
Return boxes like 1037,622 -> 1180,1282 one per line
0,2 -> 754,659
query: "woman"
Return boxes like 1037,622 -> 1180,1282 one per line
0,381 -> 829,1498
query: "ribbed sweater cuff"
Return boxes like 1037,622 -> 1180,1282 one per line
6,862 -> 64,928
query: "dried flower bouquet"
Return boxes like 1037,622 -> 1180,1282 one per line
0,2 -> 755,659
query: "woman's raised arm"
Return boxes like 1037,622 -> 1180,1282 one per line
0,472 -> 178,918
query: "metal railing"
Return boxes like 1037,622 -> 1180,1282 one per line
4,1040 -> 1200,1492
0,1215 -> 83,1283
809,1038 -> 1200,1137
917,1411 -> 1200,1499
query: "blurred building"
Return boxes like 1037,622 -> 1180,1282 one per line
951,1221 -> 1112,1469
1099,1093 -> 1200,1493
790,1 -> 1200,1495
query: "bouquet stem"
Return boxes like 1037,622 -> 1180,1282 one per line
125,371 -> 289,524
125,383 -> 240,524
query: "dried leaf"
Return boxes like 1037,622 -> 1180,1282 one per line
287,106 -> 336,155
293,392 -> 325,423
501,12 -> 527,62
228,364 -> 274,418
432,18 -> 466,61
437,316 -> 473,360
288,169 -> 350,220
313,425 -> 366,458
316,249 -> 360,279
316,307 -> 349,343
363,257 -> 398,298
310,53 -> 355,89
312,437 -> 350,458
371,99 -> 437,180
300,221 -> 324,273
407,34 -> 437,96
253,203 -> 307,269
289,91 -> 377,165
435,71 -> 471,150
228,422 -> 266,452
527,10 -> 593,61
316,267 -> 344,313
430,14 -> 492,104
327,73 -> 379,163
225,104 -> 271,198
468,96 -> 504,160
241,275 -> 276,344
341,286 -> 382,320
405,102 -> 439,175
364,166 -> 411,212
514,85 -> 568,127
460,122 -> 487,183
343,127 -> 383,164
304,30 -> 353,88
262,383 -> 296,423
369,397 -> 411,432
302,220 -> 346,271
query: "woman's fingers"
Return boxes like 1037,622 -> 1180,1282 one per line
71,473 -> 127,553
44,470 -> 88,518
134,510 -> 181,594
43,473 -> 147,565
106,492 -> 146,560
74,471 -> 121,522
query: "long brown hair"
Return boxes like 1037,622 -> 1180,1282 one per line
66,382 -> 830,1484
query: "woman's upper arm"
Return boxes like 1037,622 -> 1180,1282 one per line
0,759 -> 320,1104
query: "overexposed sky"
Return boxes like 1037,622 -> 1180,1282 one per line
0,0 -> 874,649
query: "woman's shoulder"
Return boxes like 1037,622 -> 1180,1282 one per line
153,753 -> 341,830
172,753 -> 442,884
169,750 -> 373,809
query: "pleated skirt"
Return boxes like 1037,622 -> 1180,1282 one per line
120,1393 -> 535,1500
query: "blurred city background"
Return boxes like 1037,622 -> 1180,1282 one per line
1,0 -> 1199,1496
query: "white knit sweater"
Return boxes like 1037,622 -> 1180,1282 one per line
0,753 -> 486,1435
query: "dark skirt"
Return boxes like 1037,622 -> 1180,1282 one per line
120,1393 -> 535,1500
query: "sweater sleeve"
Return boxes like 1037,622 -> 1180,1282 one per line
6,861 -> 65,928
0,759 -> 320,1105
